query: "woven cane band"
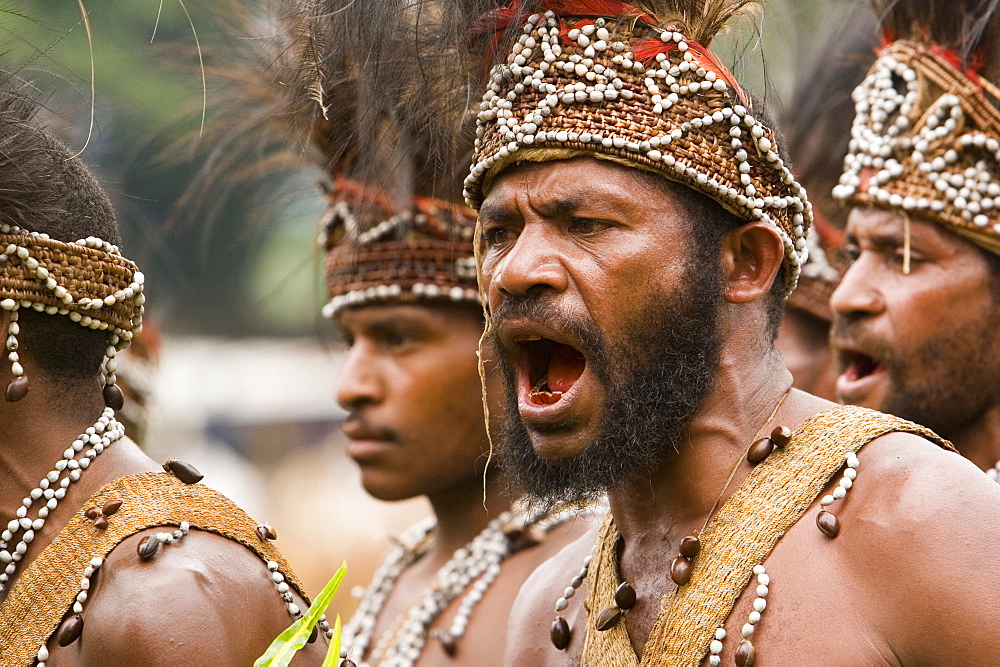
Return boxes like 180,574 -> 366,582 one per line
321,179 -> 480,317
581,405 -> 953,666
835,40 -> 1000,256
0,472 -> 306,666
0,223 -> 144,346
465,8 -> 813,293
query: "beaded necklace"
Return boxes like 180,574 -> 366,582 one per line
341,507 -> 575,667
0,408 -> 124,592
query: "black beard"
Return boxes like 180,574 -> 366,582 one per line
490,263 -> 724,512
879,320 -> 1000,442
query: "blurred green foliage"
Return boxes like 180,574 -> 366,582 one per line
1,1 -> 329,337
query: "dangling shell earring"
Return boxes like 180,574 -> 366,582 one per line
101,341 -> 124,410
2,302 -> 28,402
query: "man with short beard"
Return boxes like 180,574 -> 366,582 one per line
830,0 -> 1000,474
458,0 -> 1000,664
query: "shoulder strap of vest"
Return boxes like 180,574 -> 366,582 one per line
583,405 -> 953,667
0,472 -> 306,666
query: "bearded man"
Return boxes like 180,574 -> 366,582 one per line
0,89 -> 324,664
830,0 -> 1000,474
456,0 -> 1000,664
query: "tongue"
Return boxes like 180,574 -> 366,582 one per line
547,344 -> 585,394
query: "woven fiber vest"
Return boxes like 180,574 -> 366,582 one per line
0,472 -> 306,666
581,405 -> 953,666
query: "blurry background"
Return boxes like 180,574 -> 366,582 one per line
3,0 -> 871,617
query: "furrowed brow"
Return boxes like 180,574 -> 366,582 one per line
479,202 -> 520,225
534,197 -> 584,219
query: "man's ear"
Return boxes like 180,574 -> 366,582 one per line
720,222 -> 785,304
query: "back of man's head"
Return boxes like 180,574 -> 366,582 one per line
0,90 -> 122,390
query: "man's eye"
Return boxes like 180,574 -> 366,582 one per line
839,245 -> 860,264
483,228 -> 512,247
569,218 -> 606,234
382,332 -> 410,347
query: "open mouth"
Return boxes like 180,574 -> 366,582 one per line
516,335 -> 587,407
840,350 -> 883,382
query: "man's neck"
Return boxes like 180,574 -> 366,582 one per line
608,344 -> 801,546
424,473 -> 513,561
949,405 -> 1000,472
0,384 -> 109,519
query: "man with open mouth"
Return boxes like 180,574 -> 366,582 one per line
459,0 -> 1000,664
830,0 -> 1000,477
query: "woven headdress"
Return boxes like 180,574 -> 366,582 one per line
834,0 -> 1000,256
261,0 -> 495,317
463,0 -> 813,293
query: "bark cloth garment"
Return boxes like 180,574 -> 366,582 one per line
581,405 -> 955,667
0,472 -> 307,666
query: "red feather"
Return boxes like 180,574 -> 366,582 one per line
543,0 -> 656,24
468,0 -> 525,38
685,41 -> 747,105
632,37 -> 677,63
928,43 -> 983,88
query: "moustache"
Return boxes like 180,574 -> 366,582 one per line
830,315 -> 893,366
341,416 -> 398,442
489,293 -> 602,359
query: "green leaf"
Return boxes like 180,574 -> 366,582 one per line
321,614 -> 343,667
255,562 -> 348,667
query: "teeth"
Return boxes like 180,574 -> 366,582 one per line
516,334 -> 542,341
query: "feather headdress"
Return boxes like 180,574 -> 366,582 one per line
193,0 -> 504,315
835,0 -> 1000,255
463,0 -> 814,293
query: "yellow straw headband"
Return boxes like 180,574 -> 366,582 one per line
0,222 -> 144,404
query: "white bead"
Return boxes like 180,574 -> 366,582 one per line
742,623 -> 754,637
753,598 -> 767,612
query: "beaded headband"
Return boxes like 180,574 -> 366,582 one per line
320,179 -> 481,318
834,39 -> 1000,256
0,223 -> 145,405
464,5 -> 814,293
785,210 -> 845,323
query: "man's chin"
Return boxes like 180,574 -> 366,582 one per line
522,419 -> 598,461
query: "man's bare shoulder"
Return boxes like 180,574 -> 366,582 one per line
503,519 -> 600,665
69,528 -> 325,666
846,429 -> 998,527
833,431 -> 1000,661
